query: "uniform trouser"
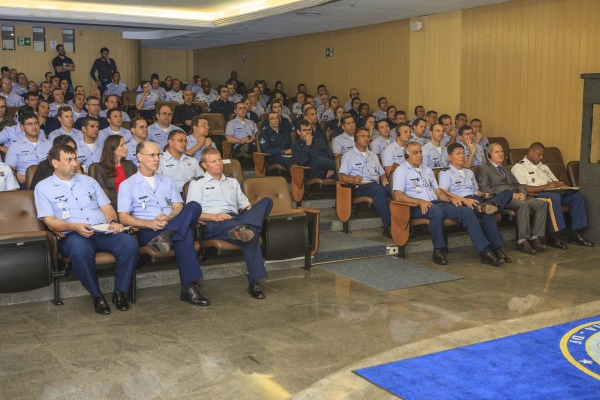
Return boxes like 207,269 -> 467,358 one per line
138,201 -> 203,286
59,232 -> 138,298
536,191 -> 588,233
463,189 -> 513,249
269,154 -> 293,169
353,183 -> 391,227
308,158 -> 336,179
410,200 -> 490,253
505,197 -> 548,240
201,198 -> 273,283
98,78 -> 111,95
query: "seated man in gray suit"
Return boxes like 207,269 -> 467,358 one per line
475,143 -> 548,254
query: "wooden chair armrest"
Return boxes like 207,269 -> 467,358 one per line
290,165 -> 310,203
253,152 -> 269,177
390,201 -> 412,246
335,181 -> 353,223
222,141 -> 233,159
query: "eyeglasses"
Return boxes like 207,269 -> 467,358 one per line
159,112 -> 172,116
139,153 -> 160,158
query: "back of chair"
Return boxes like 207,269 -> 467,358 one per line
193,101 -> 207,111
508,148 -> 527,165
0,191 -> 45,234
26,164 -> 38,190
223,158 -> 244,186
543,147 -> 564,165
121,91 -> 141,108
546,162 -> 569,184
202,113 -> 226,133
567,161 -> 580,186
122,121 -> 131,130
488,137 -> 510,157
155,101 -> 178,113
243,176 -> 292,215
6,107 -> 18,120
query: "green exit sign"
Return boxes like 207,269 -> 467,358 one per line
18,37 -> 31,46
325,48 -> 334,57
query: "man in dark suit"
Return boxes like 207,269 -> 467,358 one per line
475,143 -> 548,254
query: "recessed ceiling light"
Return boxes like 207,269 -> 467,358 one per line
296,11 -> 322,16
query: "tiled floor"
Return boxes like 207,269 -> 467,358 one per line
1,243 -> 599,399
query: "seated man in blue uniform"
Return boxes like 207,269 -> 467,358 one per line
5,112 -> 52,188
392,141 -> 505,266
511,142 -> 593,249
34,144 -> 138,315
438,143 -> 514,263
187,147 -> 273,299
292,118 -> 336,179
118,140 -> 210,306
339,127 -> 392,238
259,111 -> 293,169
225,101 -> 258,155
456,124 -> 485,168
332,114 -> 357,156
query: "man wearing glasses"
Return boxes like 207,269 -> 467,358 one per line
5,112 -> 52,187
158,130 -> 202,194
118,140 -> 210,306
148,104 -> 179,151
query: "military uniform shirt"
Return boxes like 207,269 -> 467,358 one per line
438,165 -> 479,197
339,147 -> 385,182
225,118 -> 257,140
186,173 -> 250,214
380,141 -> 406,168
5,136 -> 52,174
369,136 -> 393,155
158,151 -> 202,192
392,162 -> 439,201
48,127 -> 84,142
98,127 -> 133,143
35,173 -> 110,231
117,172 -> 182,220
332,132 -> 355,155
147,123 -> 178,151
421,141 -> 449,169
511,157 -> 558,187
0,162 -> 19,191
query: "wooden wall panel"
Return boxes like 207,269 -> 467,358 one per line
193,19 -> 411,112
408,11 -> 463,119
140,48 -> 195,85
460,0 -> 600,162
0,24 -> 140,93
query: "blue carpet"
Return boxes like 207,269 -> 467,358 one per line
318,257 -> 461,291
313,231 -> 387,263
355,315 -> 600,399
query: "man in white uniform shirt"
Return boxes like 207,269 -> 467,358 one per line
158,130 -> 202,194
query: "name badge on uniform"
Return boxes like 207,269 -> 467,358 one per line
165,198 -> 172,206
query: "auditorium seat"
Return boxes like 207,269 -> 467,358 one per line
0,191 -> 53,294
243,176 -> 320,269
567,161 -> 579,186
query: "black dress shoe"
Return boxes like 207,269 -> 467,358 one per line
569,234 -> 594,247
248,282 -> 265,299
147,232 -> 172,254
493,248 -> 512,263
547,235 -> 568,250
432,249 -> 448,265
93,295 -> 111,315
111,290 -> 129,311
180,286 -> 210,306
527,237 -> 546,251
382,226 -> 392,238
480,247 -> 504,266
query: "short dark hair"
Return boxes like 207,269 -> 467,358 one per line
106,108 -> 121,119
52,134 -> 77,148
48,144 -> 76,165
438,114 -> 451,124
455,113 -> 467,121
296,119 -> 311,131
100,47 -> 109,53
458,125 -> 473,136
167,130 -> 186,140
56,106 -> 73,118
447,143 -> 464,155
80,116 -> 99,128
413,118 -> 426,126
19,111 -> 37,125
131,117 -> 146,129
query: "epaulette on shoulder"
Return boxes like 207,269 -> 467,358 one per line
441,167 -> 450,171
518,160 -> 525,164
193,176 -> 203,181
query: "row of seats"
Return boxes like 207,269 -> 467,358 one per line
0,164 -> 320,303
